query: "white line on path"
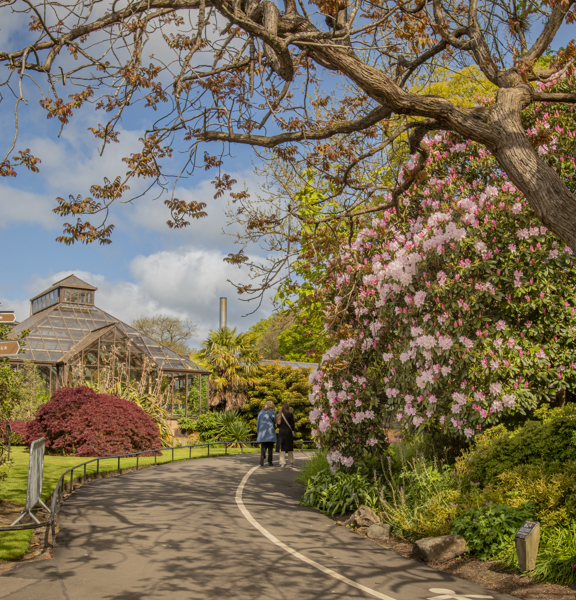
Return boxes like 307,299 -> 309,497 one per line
235,465 -> 398,600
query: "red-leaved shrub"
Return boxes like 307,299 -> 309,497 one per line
24,386 -> 162,457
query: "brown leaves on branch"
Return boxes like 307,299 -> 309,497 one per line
164,197 -> 208,229
123,135 -> 172,179
40,88 -> 94,125
1,0 -> 576,251
0,149 -> 41,177
55,220 -> 115,246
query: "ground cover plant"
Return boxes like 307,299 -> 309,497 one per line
300,405 -> 576,588
24,386 -> 162,457
300,468 -> 383,516
309,73 -> 576,469
451,502 -> 536,560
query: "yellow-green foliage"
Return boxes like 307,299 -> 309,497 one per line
421,67 -> 497,108
241,363 -> 312,438
483,462 -> 576,527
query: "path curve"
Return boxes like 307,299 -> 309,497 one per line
0,454 -> 515,600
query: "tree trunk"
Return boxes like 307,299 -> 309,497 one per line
490,88 -> 576,251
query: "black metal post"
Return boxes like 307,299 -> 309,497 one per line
83,464 -> 86,484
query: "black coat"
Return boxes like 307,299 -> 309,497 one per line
277,411 -> 295,452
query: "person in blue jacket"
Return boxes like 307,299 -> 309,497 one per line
256,400 -> 277,466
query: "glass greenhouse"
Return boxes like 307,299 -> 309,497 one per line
10,275 -> 210,416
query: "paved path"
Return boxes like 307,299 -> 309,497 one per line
0,454 -> 515,600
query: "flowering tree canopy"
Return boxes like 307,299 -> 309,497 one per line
309,75 -> 576,469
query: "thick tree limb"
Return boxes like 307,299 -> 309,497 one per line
198,104 -> 392,145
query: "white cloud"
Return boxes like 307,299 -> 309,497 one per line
4,250 -> 272,348
0,182 -> 59,229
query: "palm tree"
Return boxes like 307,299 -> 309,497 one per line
199,327 -> 261,410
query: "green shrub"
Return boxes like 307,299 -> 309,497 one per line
402,427 -> 471,465
178,411 -> 253,443
178,417 -> 196,432
221,420 -> 251,444
498,521 -> 576,586
193,412 -> 222,442
451,502 -> 535,560
300,468 -> 383,516
457,405 -> 576,486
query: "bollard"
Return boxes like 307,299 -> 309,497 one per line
515,520 -> 540,571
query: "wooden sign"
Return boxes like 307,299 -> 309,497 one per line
0,312 -> 16,323
515,520 -> 540,571
0,341 -> 20,356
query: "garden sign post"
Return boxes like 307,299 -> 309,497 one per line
515,520 -> 540,571
10,438 -> 51,526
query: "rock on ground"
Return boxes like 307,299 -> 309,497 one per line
367,523 -> 391,540
343,505 -> 380,527
413,534 -> 467,563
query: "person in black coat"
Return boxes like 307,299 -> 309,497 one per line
276,403 -> 296,468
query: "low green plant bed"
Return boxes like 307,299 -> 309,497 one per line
451,502 -> 536,560
300,467 -> 383,516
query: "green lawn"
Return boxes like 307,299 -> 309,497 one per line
1,443 -> 258,561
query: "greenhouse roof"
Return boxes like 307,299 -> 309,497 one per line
11,276 -> 208,374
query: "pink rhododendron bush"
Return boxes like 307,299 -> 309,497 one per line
309,74 -> 576,469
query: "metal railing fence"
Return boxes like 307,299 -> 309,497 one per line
0,439 -> 315,545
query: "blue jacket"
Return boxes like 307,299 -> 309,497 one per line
256,409 -> 277,442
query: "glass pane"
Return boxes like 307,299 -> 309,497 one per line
38,327 -> 57,337
51,366 -> 58,392
33,351 -> 51,362
63,316 -> 82,330
84,365 -> 98,384
84,349 -> 98,365
49,316 -> 66,328
44,340 -> 60,350
28,339 -> 46,349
